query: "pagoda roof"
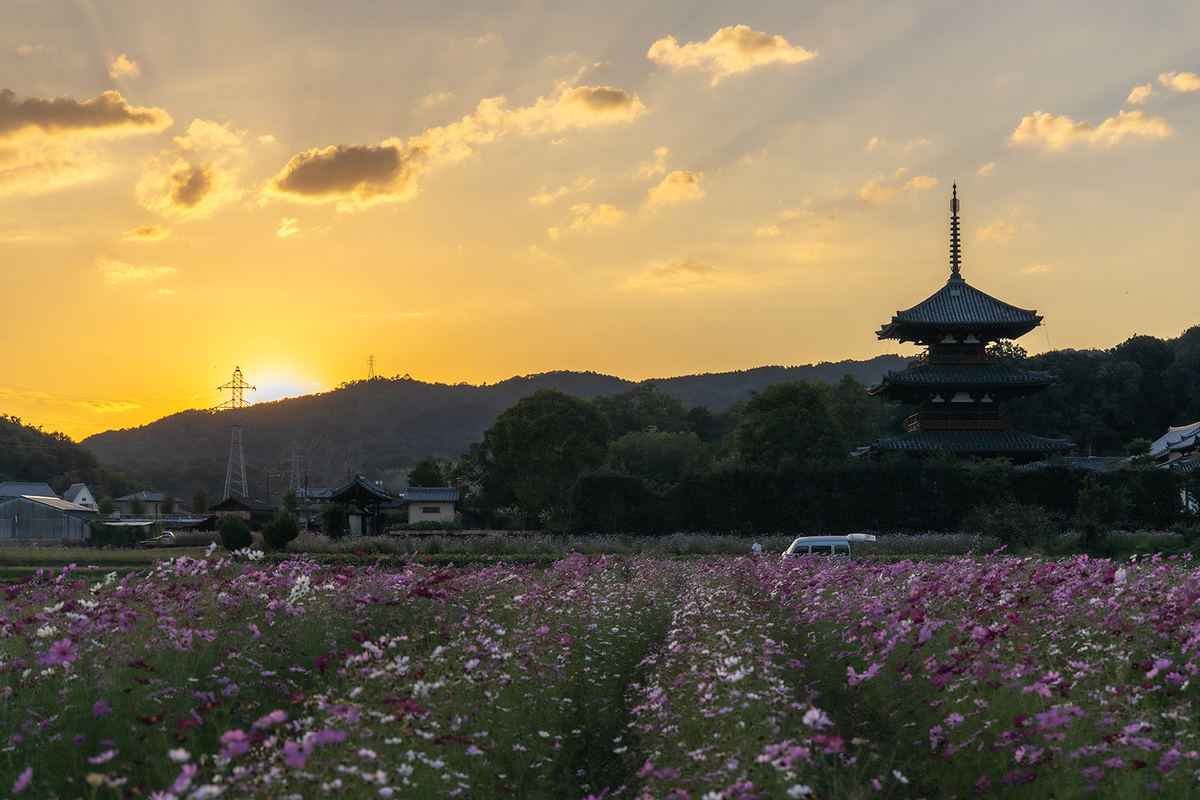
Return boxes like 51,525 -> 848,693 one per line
869,428 -> 1071,456
877,276 -> 1042,341
870,363 -> 1055,395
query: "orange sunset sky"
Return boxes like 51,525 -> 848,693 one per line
2,1 -> 1198,442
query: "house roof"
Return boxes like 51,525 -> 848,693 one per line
0,495 -> 109,519
404,487 -> 460,503
211,494 -> 271,512
115,491 -> 166,503
331,475 -> 394,505
870,428 -> 1071,455
0,481 -> 57,499
877,276 -> 1042,342
1149,421 -> 1200,460
63,484 -> 93,503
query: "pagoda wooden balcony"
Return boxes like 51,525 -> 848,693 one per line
918,351 -> 996,366
906,412 -> 1012,432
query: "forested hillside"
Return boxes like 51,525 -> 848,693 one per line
81,359 -> 908,479
0,414 -> 104,494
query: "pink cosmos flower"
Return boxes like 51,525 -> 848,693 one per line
219,729 -> 249,758
88,749 -> 118,764
170,763 -> 197,794
12,766 -> 32,793
37,638 -> 78,666
92,700 -> 113,715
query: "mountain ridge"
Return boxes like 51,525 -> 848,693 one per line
81,356 -> 910,474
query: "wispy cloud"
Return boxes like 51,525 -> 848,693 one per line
528,177 -> 594,204
122,224 -> 169,241
976,220 -> 1032,243
97,256 -> 176,283
645,170 -> 705,209
648,25 -> 815,85
637,146 -> 670,178
976,162 -> 995,176
277,217 -> 300,237
547,203 -> 624,239
1008,110 -> 1173,150
859,169 -> 936,204
420,90 -> 454,108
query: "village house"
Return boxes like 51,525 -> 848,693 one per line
405,487 -> 460,523
0,481 -> 57,500
63,483 -> 98,510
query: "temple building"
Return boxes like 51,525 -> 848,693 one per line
866,186 -> 1071,462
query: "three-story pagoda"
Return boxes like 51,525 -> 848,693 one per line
867,186 -> 1070,461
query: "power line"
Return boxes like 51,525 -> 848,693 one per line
0,334 -> 170,367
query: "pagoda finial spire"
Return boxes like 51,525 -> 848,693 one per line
949,183 -> 961,278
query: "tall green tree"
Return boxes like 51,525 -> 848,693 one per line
407,455 -> 449,487
160,492 -> 175,515
605,431 -> 715,487
479,389 -> 610,522
734,381 -> 850,469
593,383 -> 691,438
192,486 -> 210,514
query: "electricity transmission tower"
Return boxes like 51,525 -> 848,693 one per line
216,366 -> 255,499
367,355 -> 376,380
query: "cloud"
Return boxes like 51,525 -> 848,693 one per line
528,176 -> 594,204
547,203 -> 624,238
0,88 -> 171,142
1159,71 -> 1200,93
266,83 -> 645,210
1022,263 -> 1051,274
858,168 -> 907,204
122,224 -> 169,241
623,259 -> 722,291
976,162 -> 995,176
136,119 -> 246,220
0,386 -> 140,413
277,217 -> 300,237
15,45 -> 55,57
108,54 -> 140,80
1127,83 -> 1156,105
866,136 -> 886,152
420,90 -> 454,107
647,25 -> 815,85
645,170 -> 705,208
97,256 -> 176,283
637,146 -> 670,178
259,134 -> 275,144
755,225 -> 781,237
902,174 -> 938,192
755,204 -> 836,238
976,221 -> 1032,243
1008,110 -> 1173,150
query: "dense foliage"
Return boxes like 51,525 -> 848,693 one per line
0,414 -> 103,493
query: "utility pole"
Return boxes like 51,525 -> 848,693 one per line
216,366 -> 256,499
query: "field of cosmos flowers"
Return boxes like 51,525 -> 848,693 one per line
4,547 -> 1200,798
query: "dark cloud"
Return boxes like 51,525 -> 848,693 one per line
169,164 -> 212,208
268,143 -> 422,206
0,89 -> 171,140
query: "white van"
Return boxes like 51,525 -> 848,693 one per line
783,533 -> 876,560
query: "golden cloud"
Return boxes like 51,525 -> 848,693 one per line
1127,83 -> 1156,105
858,168 -> 907,205
277,217 -> 300,238
529,177 -> 594,205
1159,71 -> 1200,93
97,256 -> 176,283
637,146 -> 669,178
420,90 -> 454,107
755,225 -> 781,237
122,224 -> 169,241
0,89 -> 170,141
136,119 -> 246,220
647,25 -> 815,85
14,45 -> 54,58
1008,110 -> 1173,150
267,84 -> 645,210
903,174 -> 938,192
866,136 -> 886,152
547,203 -> 624,239
976,162 -> 995,176
975,221 -> 1031,244
645,170 -> 705,208
108,54 -> 140,80
623,259 -> 718,291
1023,264 -> 1051,275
